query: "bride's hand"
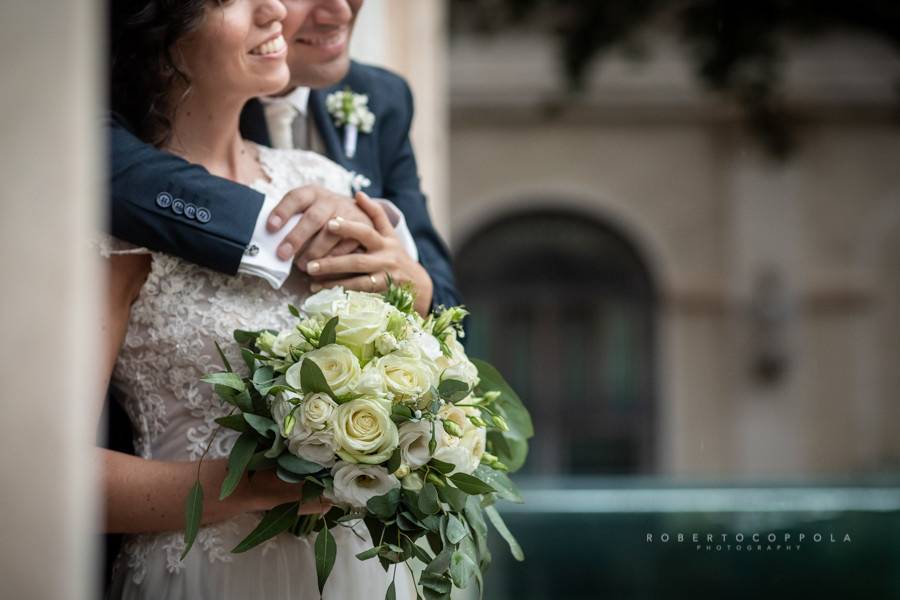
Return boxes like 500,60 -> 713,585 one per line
306,192 -> 434,316
236,468 -> 331,515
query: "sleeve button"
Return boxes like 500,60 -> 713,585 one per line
172,199 -> 185,215
156,192 -> 173,208
196,207 -> 211,223
184,203 -> 197,219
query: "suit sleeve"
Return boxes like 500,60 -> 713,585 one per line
377,81 -> 462,311
108,115 -> 264,274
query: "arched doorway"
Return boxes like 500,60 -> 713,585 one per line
455,208 -> 658,475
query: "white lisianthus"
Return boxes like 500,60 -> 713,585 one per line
298,392 -> 337,432
271,329 -> 308,358
287,428 -> 338,468
353,362 -> 389,402
432,404 -> 486,475
397,420 -> 433,469
326,461 -> 399,509
285,344 -> 361,398
377,352 -> 438,403
404,328 -> 443,361
333,398 -> 399,464
302,287 -> 348,318
435,334 -> 479,389
335,291 -> 394,350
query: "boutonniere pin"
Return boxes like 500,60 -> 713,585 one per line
325,87 -> 375,159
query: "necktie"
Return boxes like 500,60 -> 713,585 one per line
262,100 -> 298,150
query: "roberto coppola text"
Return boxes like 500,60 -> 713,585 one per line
644,531 -> 852,552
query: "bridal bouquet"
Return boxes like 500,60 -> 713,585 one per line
183,281 -> 533,599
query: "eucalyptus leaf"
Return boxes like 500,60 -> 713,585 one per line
450,548 -> 477,589
247,451 -> 276,471
448,472 -> 494,496
219,433 -> 257,500
180,480 -> 203,560
428,458 -> 455,475
202,371 -> 246,391
484,505 -> 524,561
214,414 -> 250,433
472,358 -> 533,440
367,487 -> 401,520
315,526 -> 337,594
385,580 -> 396,600
386,448 -> 402,474
234,329 -> 261,345
240,347 -> 257,372
276,465 -> 304,484
277,453 -> 324,475
424,546 -> 453,575
436,484 -> 467,513
232,501 -> 299,553
487,432 -> 528,473
214,341 -> 233,373
319,316 -> 338,347
263,430 -> 285,459
251,366 -> 279,395
288,304 -> 301,318
243,413 -> 278,438
437,378 -> 469,403
355,545 -> 383,561
418,482 -> 440,515
473,464 -> 523,503
445,514 -> 468,545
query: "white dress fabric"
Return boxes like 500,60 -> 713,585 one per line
104,145 -> 417,600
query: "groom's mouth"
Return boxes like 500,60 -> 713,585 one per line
249,35 -> 287,57
294,28 -> 348,55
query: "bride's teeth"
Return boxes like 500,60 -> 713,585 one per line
250,35 -> 285,56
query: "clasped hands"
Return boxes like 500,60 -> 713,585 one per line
266,184 -> 433,315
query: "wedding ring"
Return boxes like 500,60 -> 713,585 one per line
369,274 -> 378,290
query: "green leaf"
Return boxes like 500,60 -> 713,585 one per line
234,329 -> 261,345
276,465 -> 304,483
428,458 -> 455,475
214,341 -> 233,373
247,451 -> 276,471
240,347 -> 257,372
421,574 -> 452,600
219,433 -> 257,500
424,546 -> 453,575
437,378 -> 469,403
420,514 -> 442,534
450,549 -> 477,589
485,505 -> 524,561
319,316 -> 339,347
386,448 -> 402,474
473,464 -> 523,503
214,385 -> 254,413
418,482 -> 440,515
486,431 -> 528,473
355,545 -> 383,561
232,501 -> 299,553
180,480 -> 203,560
251,366 -> 279,395
391,404 -> 413,420
445,514 -> 468,545
366,487 -> 401,520
215,414 -> 250,433
277,453 -> 324,475
288,304 -> 301,318
385,580 -> 396,600
300,358 -> 334,397
315,526 -> 337,594
243,413 -> 278,438
472,358 -> 533,440
202,371 -> 246,392
436,484 -> 467,513
397,511 -> 421,532
448,472 -> 495,496
263,430 -> 285,459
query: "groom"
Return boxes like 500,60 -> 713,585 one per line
109,0 -> 458,308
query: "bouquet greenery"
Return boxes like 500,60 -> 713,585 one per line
182,281 -> 533,599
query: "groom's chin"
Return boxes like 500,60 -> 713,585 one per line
290,57 -> 352,90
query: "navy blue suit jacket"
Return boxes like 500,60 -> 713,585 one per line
109,61 -> 460,309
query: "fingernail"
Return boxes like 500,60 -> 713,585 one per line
310,283 -> 322,292
268,215 -> 283,229
278,242 -> 293,259
308,261 -> 320,274
328,218 -> 341,231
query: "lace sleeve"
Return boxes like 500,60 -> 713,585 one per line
92,234 -> 152,258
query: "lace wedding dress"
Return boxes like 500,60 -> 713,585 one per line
103,145 -> 417,600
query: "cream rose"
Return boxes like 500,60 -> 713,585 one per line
397,420 -> 433,469
325,461 -> 400,509
302,287 -> 348,318
333,398 -> 399,464
285,344 -> 361,398
377,352 -> 438,403
333,291 -> 394,350
353,361 -> 389,402
298,392 -> 337,432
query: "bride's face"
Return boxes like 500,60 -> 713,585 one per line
176,0 -> 291,101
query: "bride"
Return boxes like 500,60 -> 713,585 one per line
101,0 -> 423,597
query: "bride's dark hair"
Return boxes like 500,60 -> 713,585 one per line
110,0 -> 223,146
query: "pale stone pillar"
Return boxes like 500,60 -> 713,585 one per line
0,1 -> 101,599
351,0 -> 451,241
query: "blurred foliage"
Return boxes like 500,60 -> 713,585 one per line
450,0 -> 900,157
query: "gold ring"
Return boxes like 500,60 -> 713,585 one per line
369,274 -> 378,290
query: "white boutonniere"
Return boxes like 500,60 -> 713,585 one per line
325,87 -> 375,159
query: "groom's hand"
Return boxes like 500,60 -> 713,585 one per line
266,184 -> 374,268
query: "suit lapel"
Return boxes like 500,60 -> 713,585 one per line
239,99 -> 272,147
309,89 -> 349,169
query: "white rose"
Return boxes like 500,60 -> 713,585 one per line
377,352 -> 438,403
432,404 -> 485,475
333,398 -> 399,464
302,287 -> 348,317
335,291 -> 393,350
271,329 -> 307,358
404,328 -> 443,361
285,344 -> 361,398
298,392 -> 337,431
287,428 -> 338,468
326,461 -> 399,509
397,420 -> 433,469
353,362 -> 389,402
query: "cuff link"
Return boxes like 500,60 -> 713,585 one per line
245,244 -> 260,257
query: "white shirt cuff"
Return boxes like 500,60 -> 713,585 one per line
238,197 -> 418,289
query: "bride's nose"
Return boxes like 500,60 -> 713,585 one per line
256,0 -> 288,26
